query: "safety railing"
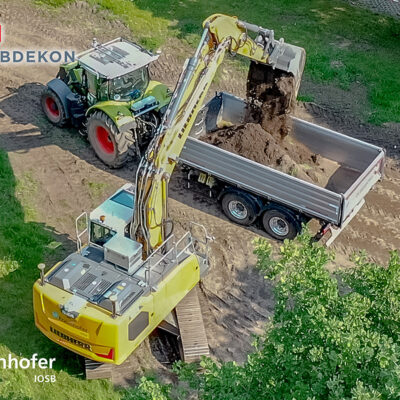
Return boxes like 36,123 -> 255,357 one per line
75,212 -> 88,253
141,222 -> 211,288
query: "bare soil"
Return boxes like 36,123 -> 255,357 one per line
0,0 -> 400,388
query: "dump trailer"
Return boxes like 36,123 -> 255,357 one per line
180,93 -> 385,244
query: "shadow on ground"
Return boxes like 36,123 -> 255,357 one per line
0,149 -> 86,376
0,82 -> 273,239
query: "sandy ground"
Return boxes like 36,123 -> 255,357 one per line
0,0 -> 400,387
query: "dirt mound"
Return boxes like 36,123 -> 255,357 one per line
246,62 -> 296,139
201,62 -> 341,186
201,122 -> 332,184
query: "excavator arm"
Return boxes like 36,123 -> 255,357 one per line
131,14 -> 305,255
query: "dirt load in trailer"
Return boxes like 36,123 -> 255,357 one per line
180,93 -> 385,244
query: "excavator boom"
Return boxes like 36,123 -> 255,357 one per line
131,14 -> 305,254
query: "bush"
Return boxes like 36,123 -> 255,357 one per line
175,232 -> 400,399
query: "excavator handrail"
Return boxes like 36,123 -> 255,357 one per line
138,230 -> 201,287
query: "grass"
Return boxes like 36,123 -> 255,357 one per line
0,150 -> 121,399
15,171 -> 39,221
35,0 -> 71,6
87,181 -> 109,201
297,94 -> 315,103
37,0 -> 400,124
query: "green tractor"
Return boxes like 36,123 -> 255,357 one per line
41,38 -> 171,167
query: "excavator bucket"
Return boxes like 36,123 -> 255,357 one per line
204,14 -> 306,98
235,18 -> 306,98
269,42 -> 306,99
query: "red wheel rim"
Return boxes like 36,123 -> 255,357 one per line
45,97 -> 60,118
96,126 -> 115,154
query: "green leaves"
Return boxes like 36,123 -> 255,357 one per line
176,233 -> 400,399
122,377 -> 173,400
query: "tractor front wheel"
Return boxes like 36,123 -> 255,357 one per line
41,88 -> 68,127
87,111 -> 131,168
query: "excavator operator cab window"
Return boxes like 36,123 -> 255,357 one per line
90,222 -> 116,247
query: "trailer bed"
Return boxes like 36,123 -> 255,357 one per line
180,93 -> 385,228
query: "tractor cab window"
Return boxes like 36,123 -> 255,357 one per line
90,222 -> 116,246
86,72 -> 97,95
98,78 -> 109,101
110,67 -> 149,101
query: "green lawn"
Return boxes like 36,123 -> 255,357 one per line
38,0 -> 400,124
0,150 -> 120,399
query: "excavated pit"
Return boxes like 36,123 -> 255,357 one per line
201,62 -> 340,187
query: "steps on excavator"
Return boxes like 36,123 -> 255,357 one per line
175,285 -> 210,363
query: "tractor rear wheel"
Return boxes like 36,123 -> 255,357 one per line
41,88 -> 68,127
87,111 -> 131,168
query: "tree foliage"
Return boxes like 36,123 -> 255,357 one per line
122,377 -> 173,400
174,232 -> 400,400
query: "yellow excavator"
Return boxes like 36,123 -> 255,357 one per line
33,14 -> 305,366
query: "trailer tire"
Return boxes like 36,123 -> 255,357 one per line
41,88 -> 68,127
262,208 -> 300,241
87,111 -> 131,168
221,192 -> 257,226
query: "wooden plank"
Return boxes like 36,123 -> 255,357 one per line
84,358 -> 113,380
175,285 -> 209,363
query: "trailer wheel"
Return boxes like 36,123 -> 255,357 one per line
87,111 -> 131,168
262,209 -> 300,240
41,88 -> 68,127
221,192 -> 257,226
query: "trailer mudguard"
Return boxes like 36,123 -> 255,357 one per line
46,78 -> 72,118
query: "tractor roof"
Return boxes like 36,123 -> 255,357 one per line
76,38 -> 159,79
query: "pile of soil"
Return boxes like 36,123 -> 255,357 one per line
201,122 -> 339,185
201,62 -> 340,187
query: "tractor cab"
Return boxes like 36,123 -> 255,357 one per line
72,38 -> 160,105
